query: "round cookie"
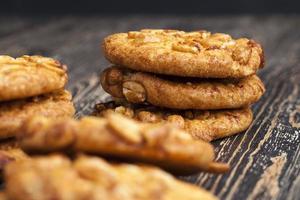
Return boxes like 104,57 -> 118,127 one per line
3,155 -> 218,200
103,29 -> 264,78
0,90 -> 75,139
0,55 -> 68,101
93,101 -> 253,142
19,114 -> 229,175
100,67 -> 265,110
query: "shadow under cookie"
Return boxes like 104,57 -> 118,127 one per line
101,67 -> 265,110
0,90 -> 75,139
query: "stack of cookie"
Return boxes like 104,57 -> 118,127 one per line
0,55 -> 75,140
0,55 -> 76,173
99,29 -> 265,141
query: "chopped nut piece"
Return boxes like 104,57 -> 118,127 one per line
105,67 -> 123,85
107,113 -> 142,144
172,42 -> 200,54
166,115 -> 185,129
115,106 -> 135,117
123,81 -> 146,103
232,44 -> 252,64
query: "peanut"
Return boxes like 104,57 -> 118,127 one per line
106,113 -> 142,144
122,81 -> 146,103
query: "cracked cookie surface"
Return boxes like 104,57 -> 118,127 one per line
18,113 -> 229,175
100,67 -> 265,110
0,90 -> 75,139
103,29 -> 264,78
3,155 -> 217,200
0,55 -> 68,101
93,101 -> 253,142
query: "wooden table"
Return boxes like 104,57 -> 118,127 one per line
1,15 -> 299,200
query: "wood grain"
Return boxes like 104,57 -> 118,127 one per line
0,15 -> 299,200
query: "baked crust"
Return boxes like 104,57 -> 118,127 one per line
18,113 -> 229,175
3,155 -> 217,200
0,90 -> 75,139
0,139 -> 28,177
93,101 -> 253,142
100,67 -> 265,110
103,29 -> 264,78
0,55 -> 68,101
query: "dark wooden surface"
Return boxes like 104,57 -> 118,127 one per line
0,15 -> 299,200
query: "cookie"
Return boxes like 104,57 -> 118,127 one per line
18,113 -> 229,175
93,101 -> 253,142
0,90 -> 75,139
0,149 -> 28,175
0,139 -> 28,178
100,67 -> 265,110
103,29 -> 264,78
3,155 -> 217,200
0,55 -> 68,101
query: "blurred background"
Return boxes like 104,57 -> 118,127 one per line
0,0 -> 299,86
1,0 -> 300,14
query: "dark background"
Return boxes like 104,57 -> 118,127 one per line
1,0 -> 300,14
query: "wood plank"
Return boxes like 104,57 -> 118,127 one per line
0,15 -> 299,200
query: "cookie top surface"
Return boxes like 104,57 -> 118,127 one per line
103,29 -> 264,78
0,90 -> 75,139
93,101 -> 253,142
0,55 -> 68,101
18,113 -> 228,175
101,67 -> 265,110
3,155 -> 217,200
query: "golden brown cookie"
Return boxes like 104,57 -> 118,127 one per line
100,67 -> 265,110
93,101 -> 253,142
0,55 -> 68,101
3,155 -> 217,200
18,113 -> 229,175
0,139 -> 28,178
103,29 -> 264,78
0,149 -> 28,174
0,90 -> 75,139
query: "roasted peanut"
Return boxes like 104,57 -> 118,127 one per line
172,42 -> 200,54
166,115 -> 185,129
105,67 -> 123,86
122,81 -> 146,103
107,113 -> 142,144
137,111 -> 161,123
